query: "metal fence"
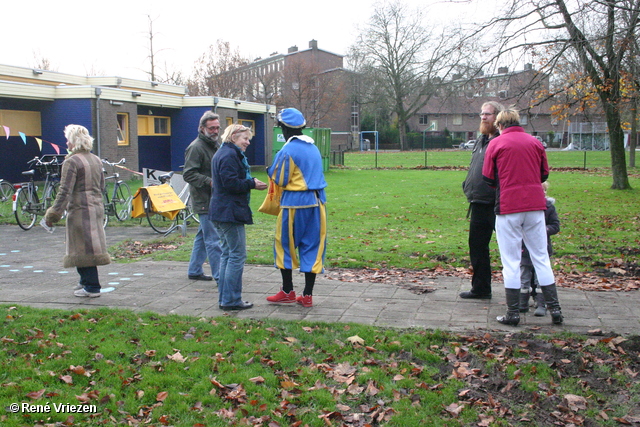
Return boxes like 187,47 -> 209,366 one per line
337,149 -> 615,170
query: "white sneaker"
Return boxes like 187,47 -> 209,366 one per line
74,288 -> 101,298
73,283 -> 83,290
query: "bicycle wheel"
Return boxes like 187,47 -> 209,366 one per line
0,181 -> 13,218
14,187 -> 38,230
0,180 -> 13,203
184,193 -> 200,224
102,191 -> 110,228
45,182 -> 66,219
113,182 -> 132,221
145,194 -> 177,234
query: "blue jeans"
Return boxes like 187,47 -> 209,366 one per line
188,215 -> 221,281
77,266 -> 101,293
213,221 -> 246,307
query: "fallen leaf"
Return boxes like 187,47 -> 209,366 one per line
26,389 -> 46,400
347,335 -> 365,345
167,351 -> 187,363
563,394 -> 587,411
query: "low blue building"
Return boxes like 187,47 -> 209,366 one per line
0,64 -> 276,183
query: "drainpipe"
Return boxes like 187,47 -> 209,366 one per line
95,87 -> 102,158
213,97 -> 219,114
265,105 -> 271,167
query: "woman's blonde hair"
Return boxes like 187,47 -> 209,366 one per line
64,124 -> 94,153
494,107 -> 520,128
221,123 -> 253,143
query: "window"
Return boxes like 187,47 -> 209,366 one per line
0,110 -> 42,135
418,114 -> 428,125
138,115 -> 171,136
452,114 -> 463,126
225,118 -> 256,132
117,113 -> 129,146
520,115 -> 528,125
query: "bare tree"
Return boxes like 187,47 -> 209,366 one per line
187,40 -> 249,97
351,1 -> 470,150
145,15 -> 159,82
246,66 -> 281,106
477,0 -> 639,189
31,50 -> 57,71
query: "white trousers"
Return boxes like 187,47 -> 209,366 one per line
495,211 -> 555,289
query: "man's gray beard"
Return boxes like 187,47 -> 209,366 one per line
204,131 -> 218,141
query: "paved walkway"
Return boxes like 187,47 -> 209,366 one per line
1,224 -> 638,336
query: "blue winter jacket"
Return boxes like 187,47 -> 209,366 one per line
208,142 -> 256,224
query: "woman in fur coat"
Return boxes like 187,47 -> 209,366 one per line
45,124 -> 111,297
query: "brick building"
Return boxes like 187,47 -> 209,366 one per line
410,64 -> 571,147
228,40 -> 357,150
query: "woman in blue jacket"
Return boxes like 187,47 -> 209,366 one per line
209,124 -> 267,310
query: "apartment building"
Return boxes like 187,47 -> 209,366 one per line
227,40 -> 356,150
411,64 -> 568,146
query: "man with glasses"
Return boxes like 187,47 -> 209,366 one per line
183,111 -> 222,282
460,101 -> 504,300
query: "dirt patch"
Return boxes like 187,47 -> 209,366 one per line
446,331 -> 640,426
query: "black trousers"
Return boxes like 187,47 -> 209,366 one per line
77,266 -> 101,293
468,203 -> 496,295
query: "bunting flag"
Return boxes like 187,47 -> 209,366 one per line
0,126 -> 69,156
49,141 -> 61,154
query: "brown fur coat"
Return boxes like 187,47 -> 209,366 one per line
45,151 -> 111,268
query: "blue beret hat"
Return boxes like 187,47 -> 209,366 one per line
277,108 -> 306,129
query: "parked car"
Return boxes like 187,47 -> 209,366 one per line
534,136 -> 548,148
460,140 -> 476,150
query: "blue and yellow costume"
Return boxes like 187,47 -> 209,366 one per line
267,134 -> 327,274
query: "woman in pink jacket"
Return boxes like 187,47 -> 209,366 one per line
482,108 -> 563,326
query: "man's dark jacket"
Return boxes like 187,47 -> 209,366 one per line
462,132 -> 498,204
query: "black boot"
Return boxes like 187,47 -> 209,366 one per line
541,284 -> 563,325
497,288 -> 520,326
519,289 -> 530,313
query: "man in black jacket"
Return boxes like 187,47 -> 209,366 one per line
183,111 -> 222,282
460,101 -> 504,299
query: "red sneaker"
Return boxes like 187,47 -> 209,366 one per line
296,294 -> 313,307
266,290 -> 297,303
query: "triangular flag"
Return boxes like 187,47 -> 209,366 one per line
36,137 -> 43,151
19,132 -> 26,144
49,142 -> 61,154
2,126 -> 9,139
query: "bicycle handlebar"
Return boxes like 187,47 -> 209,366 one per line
27,156 -> 60,168
102,158 -> 126,166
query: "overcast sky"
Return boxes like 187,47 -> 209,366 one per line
2,0 -> 491,81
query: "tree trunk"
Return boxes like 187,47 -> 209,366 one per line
399,124 -> 408,151
630,96 -> 637,169
605,103 -> 632,189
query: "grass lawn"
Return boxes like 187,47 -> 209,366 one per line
1,150 -> 639,426
2,306 -> 640,426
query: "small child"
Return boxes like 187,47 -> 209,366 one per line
519,181 -> 560,316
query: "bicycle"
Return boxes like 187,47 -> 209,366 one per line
102,158 -> 133,228
144,172 -> 198,235
0,179 -> 13,217
13,155 -> 64,230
